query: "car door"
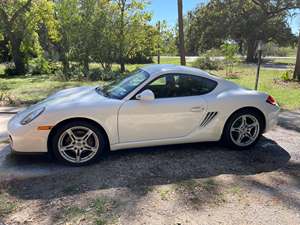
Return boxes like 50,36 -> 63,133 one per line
118,73 -> 217,143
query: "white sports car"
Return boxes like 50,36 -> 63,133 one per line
8,65 -> 280,165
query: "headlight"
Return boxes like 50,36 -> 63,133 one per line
20,107 -> 45,125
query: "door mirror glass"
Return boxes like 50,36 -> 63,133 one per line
136,89 -> 155,101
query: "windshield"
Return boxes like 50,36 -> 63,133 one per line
99,70 -> 150,99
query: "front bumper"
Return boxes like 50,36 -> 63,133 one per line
8,114 -> 49,153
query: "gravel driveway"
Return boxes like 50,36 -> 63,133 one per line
0,110 -> 300,225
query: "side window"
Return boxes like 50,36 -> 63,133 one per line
142,74 -> 217,99
145,76 -> 168,98
173,74 -> 217,97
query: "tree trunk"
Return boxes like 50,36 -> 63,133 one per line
120,61 -> 125,73
10,35 -> 26,75
157,21 -> 161,64
238,40 -> 243,55
83,56 -> 89,78
177,0 -> 186,66
293,34 -> 300,81
246,39 -> 256,63
119,3 -> 126,73
61,53 -> 70,76
0,36 -> 10,62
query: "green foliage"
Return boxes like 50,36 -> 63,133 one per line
54,0 -> 156,74
186,0 -> 296,61
263,42 -> 292,57
192,56 -> 223,70
157,20 -> 177,56
4,65 -> 19,76
0,0 -> 59,74
28,57 -> 50,75
281,70 -> 293,81
88,69 -> 118,81
221,43 -> 239,75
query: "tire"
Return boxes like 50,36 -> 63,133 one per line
51,121 -> 107,166
222,109 -> 263,150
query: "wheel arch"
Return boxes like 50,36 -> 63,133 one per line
47,117 -> 111,153
223,106 -> 266,135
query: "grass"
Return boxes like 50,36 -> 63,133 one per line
1,59 -> 300,109
211,64 -> 300,109
270,57 -> 296,65
55,197 -> 113,225
0,192 -> 17,217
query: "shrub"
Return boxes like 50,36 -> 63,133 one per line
88,68 -> 118,81
192,56 -> 223,70
28,57 -> 51,75
4,65 -> 19,76
52,69 -> 70,81
263,42 -> 291,57
221,43 -> 239,75
281,70 -> 292,81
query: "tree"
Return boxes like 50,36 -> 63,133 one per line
0,0 -> 58,74
55,0 -> 81,75
251,0 -> 300,80
186,0 -> 295,62
177,0 -> 186,65
113,0 -> 152,72
91,0 -> 118,71
75,0 -> 98,77
157,21 -> 177,56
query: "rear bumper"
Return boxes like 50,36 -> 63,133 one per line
264,105 -> 280,132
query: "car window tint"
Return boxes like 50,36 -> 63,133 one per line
146,76 -> 168,98
173,74 -> 217,97
144,74 -> 217,99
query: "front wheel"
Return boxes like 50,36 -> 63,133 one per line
51,121 -> 107,166
223,110 -> 263,149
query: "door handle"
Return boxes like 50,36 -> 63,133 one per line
191,106 -> 204,112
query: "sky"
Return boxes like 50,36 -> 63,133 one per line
148,0 -> 300,34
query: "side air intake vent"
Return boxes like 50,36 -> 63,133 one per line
200,112 -> 218,127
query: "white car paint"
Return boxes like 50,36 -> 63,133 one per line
7,64 -> 280,153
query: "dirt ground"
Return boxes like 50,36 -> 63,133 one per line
0,110 -> 300,225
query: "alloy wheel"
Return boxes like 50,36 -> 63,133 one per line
229,114 -> 260,147
58,126 -> 99,163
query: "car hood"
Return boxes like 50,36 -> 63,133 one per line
17,86 -> 105,116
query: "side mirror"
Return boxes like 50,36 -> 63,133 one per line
136,89 -> 155,101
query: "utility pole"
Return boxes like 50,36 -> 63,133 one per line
255,40 -> 263,90
177,0 -> 186,65
157,21 -> 161,64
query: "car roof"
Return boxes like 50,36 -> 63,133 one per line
141,64 -> 214,79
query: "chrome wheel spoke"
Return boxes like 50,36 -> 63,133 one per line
245,132 -> 255,141
240,116 -> 247,128
81,130 -> 93,141
248,121 -> 259,129
84,143 -> 98,152
60,144 -> 74,152
67,129 -> 77,141
58,126 -> 100,164
236,133 -> 244,144
230,114 -> 260,147
76,150 -> 81,162
231,127 -> 241,133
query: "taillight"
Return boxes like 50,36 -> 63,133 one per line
266,95 -> 277,106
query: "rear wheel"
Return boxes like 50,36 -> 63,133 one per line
51,121 -> 107,166
223,110 -> 263,149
